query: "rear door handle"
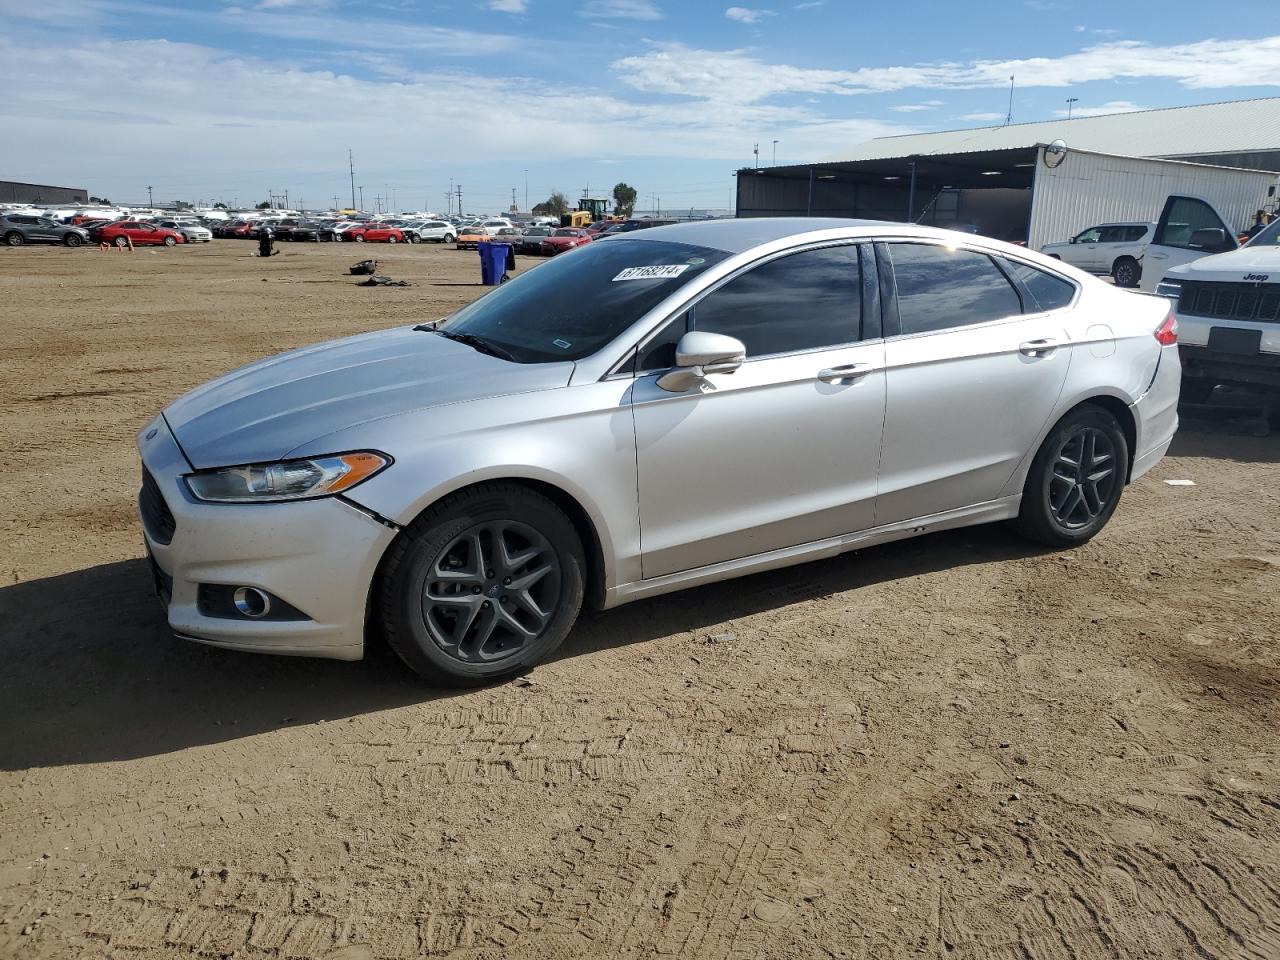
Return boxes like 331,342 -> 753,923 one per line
1018,338 -> 1058,358
817,363 -> 873,383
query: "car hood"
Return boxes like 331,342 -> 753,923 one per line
1166,245 -> 1280,281
164,326 -> 575,469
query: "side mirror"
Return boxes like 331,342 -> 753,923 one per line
656,331 -> 746,392
1189,226 -> 1230,251
1069,237 -> 1076,244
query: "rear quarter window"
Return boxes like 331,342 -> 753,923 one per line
1001,259 -> 1077,312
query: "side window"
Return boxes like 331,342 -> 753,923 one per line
1127,226 -> 1149,242
1098,226 -> 1125,243
636,313 -> 689,373
1075,227 -> 1101,243
689,245 -> 862,357
1000,259 -> 1077,312
1155,197 -> 1230,250
889,244 -> 1022,335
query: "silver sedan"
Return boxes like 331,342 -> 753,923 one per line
138,219 -> 1181,684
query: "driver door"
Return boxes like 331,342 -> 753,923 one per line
1139,195 -> 1238,291
631,243 -> 887,579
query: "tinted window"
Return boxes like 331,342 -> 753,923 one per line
1099,226 -> 1126,243
1155,197 -> 1228,249
1126,225 -> 1149,242
443,238 -> 728,363
890,244 -> 1022,335
1001,259 -> 1077,312
1075,227 -> 1101,243
690,245 -> 861,357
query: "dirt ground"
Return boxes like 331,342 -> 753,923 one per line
2,240 -> 1279,960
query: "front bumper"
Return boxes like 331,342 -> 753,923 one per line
1179,343 -> 1280,391
137,417 -> 397,661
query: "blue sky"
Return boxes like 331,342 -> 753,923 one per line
3,0 -> 1280,213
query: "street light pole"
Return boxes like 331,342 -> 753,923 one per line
772,139 -> 779,165
358,185 -> 365,211
147,185 -> 154,207
1066,97 -> 1078,119
524,169 -> 528,212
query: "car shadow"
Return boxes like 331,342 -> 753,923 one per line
1170,423 -> 1280,464
0,526 -> 1041,771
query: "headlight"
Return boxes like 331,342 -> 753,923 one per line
185,452 -> 390,503
1155,279 -> 1182,301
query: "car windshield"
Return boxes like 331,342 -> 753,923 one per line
1245,219 -> 1280,247
440,238 -> 728,363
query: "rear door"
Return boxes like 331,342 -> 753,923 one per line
876,241 -> 1074,525
1139,195 -> 1238,291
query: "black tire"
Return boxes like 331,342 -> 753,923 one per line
163,235 -> 177,247
114,235 -> 130,248
354,234 -> 365,243
5,231 -> 24,247
64,234 -> 83,247
443,233 -> 455,244
1015,404 -> 1128,548
378,483 -> 585,686
1112,256 -> 1141,288
388,235 -> 397,244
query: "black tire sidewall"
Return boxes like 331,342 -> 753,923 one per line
1019,405 -> 1128,547
1112,257 -> 1139,287
380,486 -> 585,685
6,232 -> 23,246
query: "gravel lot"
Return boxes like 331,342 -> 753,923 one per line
2,241 -> 1279,959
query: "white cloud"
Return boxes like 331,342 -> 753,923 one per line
890,100 -> 943,112
488,0 -> 528,10
1053,99 -> 1147,117
256,0 -> 335,9
725,6 -> 773,23
613,35 -> 1280,103
580,0 -> 661,19
961,112 -> 1005,122
795,0 -> 824,7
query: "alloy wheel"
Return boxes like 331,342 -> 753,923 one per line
420,520 -> 562,664
1048,426 -> 1119,529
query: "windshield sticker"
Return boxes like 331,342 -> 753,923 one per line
685,256 -> 705,265
553,338 -> 572,350
612,264 -> 691,282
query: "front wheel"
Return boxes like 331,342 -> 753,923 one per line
354,234 -> 365,243
387,235 -> 397,244
163,236 -> 177,247
64,234 -> 83,247
1111,256 -> 1140,288
378,483 -> 585,686
114,235 -> 130,248
1015,405 -> 1128,548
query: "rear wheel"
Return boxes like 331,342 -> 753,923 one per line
354,234 -> 365,243
5,231 -> 23,247
378,484 -> 585,686
1112,256 -> 1140,288
1016,405 -> 1127,547
388,235 -> 397,243
64,234 -> 83,247
443,233 -> 455,244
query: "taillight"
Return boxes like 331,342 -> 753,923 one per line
1154,309 -> 1177,346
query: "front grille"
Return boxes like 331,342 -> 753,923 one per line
1179,280 -> 1280,324
139,468 -> 176,545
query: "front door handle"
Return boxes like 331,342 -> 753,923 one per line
817,363 -> 872,383
1018,338 -> 1058,358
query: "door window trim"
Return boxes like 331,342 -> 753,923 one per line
607,239 -> 879,379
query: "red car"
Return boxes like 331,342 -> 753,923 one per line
540,228 -> 593,255
99,221 -> 186,247
358,222 -> 406,243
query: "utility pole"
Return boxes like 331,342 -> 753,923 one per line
147,185 -> 154,207
753,143 -> 759,167
772,139 -> 779,165
357,186 -> 365,211
374,194 -> 383,214
656,195 -> 660,217
1066,97 -> 1078,119
457,184 -> 462,216
1004,75 -> 1015,126
332,195 -> 339,210
448,178 -> 454,217
524,169 -> 528,212
348,149 -> 356,210
511,187 -> 517,213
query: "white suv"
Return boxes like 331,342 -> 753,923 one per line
409,220 -> 457,243
1041,221 -> 1153,288
1154,215 -> 1280,402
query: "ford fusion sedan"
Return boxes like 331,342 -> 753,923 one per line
540,227 -> 592,255
138,218 -> 1180,685
100,221 -> 186,247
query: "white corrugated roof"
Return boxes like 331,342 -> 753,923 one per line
823,97 -> 1280,162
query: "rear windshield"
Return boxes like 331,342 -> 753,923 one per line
553,229 -> 579,237
442,238 -> 729,363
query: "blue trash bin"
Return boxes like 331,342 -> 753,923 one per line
478,241 -> 512,286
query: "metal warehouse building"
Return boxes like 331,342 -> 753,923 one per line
735,98 -> 1280,249
0,180 -> 88,205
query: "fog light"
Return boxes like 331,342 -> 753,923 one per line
233,587 -> 271,619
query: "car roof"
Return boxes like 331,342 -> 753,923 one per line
617,217 -> 947,253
